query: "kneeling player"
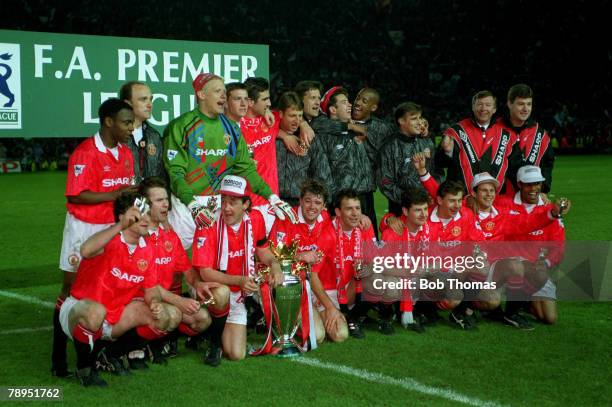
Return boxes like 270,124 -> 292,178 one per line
193,176 -> 283,362
270,179 -> 348,343
59,192 -> 168,387
138,177 -> 230,366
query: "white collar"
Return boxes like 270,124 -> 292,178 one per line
297,206 -> 323,225
513,192 -> 544,206
148,223 -> 165,237
94,132 -> 123,154
120,231 -> 147,248
479,206 -> 499,219
430,206 -> 461,223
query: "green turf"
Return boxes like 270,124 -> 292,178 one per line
0,156 -> 611,406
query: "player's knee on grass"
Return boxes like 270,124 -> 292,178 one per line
328,320 -> 348,343
71,300 -> 106,332
163,304 -> 182,331
211,285 -> 230,310
193,308 -> 212,332
531,299 -> 557,325
473,289 -> 501,311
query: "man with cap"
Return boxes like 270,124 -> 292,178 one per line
496,165 -> 568,327
163,73 -> 296,249
192,175 -> 284,363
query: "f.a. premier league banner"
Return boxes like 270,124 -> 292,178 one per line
0,30 -> 269,138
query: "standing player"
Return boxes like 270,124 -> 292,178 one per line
505,84 -> 555,194
275,92 -> 335,207
120,81 -> 166,182
224,82 -> 249,123
192,175 -> 284,362
379,101 -> 437,216
59,192 -> 167,387
240,77 -> 281,233
269,179 -> 348,343
163,73 -> 296,249
52,99 -> 137,377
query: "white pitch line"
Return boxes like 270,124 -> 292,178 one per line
0,326 -> 53,335
292,357 -> 505,407
0,290 -> 54,309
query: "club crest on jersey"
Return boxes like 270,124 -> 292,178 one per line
147,144 -> 157,156
164,240 -> 173,252
137,259 -> 148,271
197,237 -> 206,249
74,164 -> 85,177
484,221 -> 495,231
167,150 -> 178,161
124,160 -> 130,169
68,253 -> 80,267
451,226 -> 462,237
224,134 -> 231,145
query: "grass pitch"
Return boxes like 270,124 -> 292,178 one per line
0,155 -> 611,406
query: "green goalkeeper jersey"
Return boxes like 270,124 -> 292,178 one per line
163,109 -> 272,205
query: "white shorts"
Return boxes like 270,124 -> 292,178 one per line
168,194 -> 220,250
59,296 -> 113,340
313,289 -> 340,313
59,213 -> 113,272
227,291 -> 248,326
532,278 -> 557,300
253,204 -> 276,235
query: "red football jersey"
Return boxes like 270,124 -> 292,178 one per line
70,233 -> 157,324
240,116 -> 280,206
66,133 -> 134,224
500,193 -> 565,265
192,210 -> 267,292
332,220 -> 377,289
269,207 -> 336,288
148,225 -> 191,292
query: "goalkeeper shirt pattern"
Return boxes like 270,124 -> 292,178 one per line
163,109 -> 272,205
